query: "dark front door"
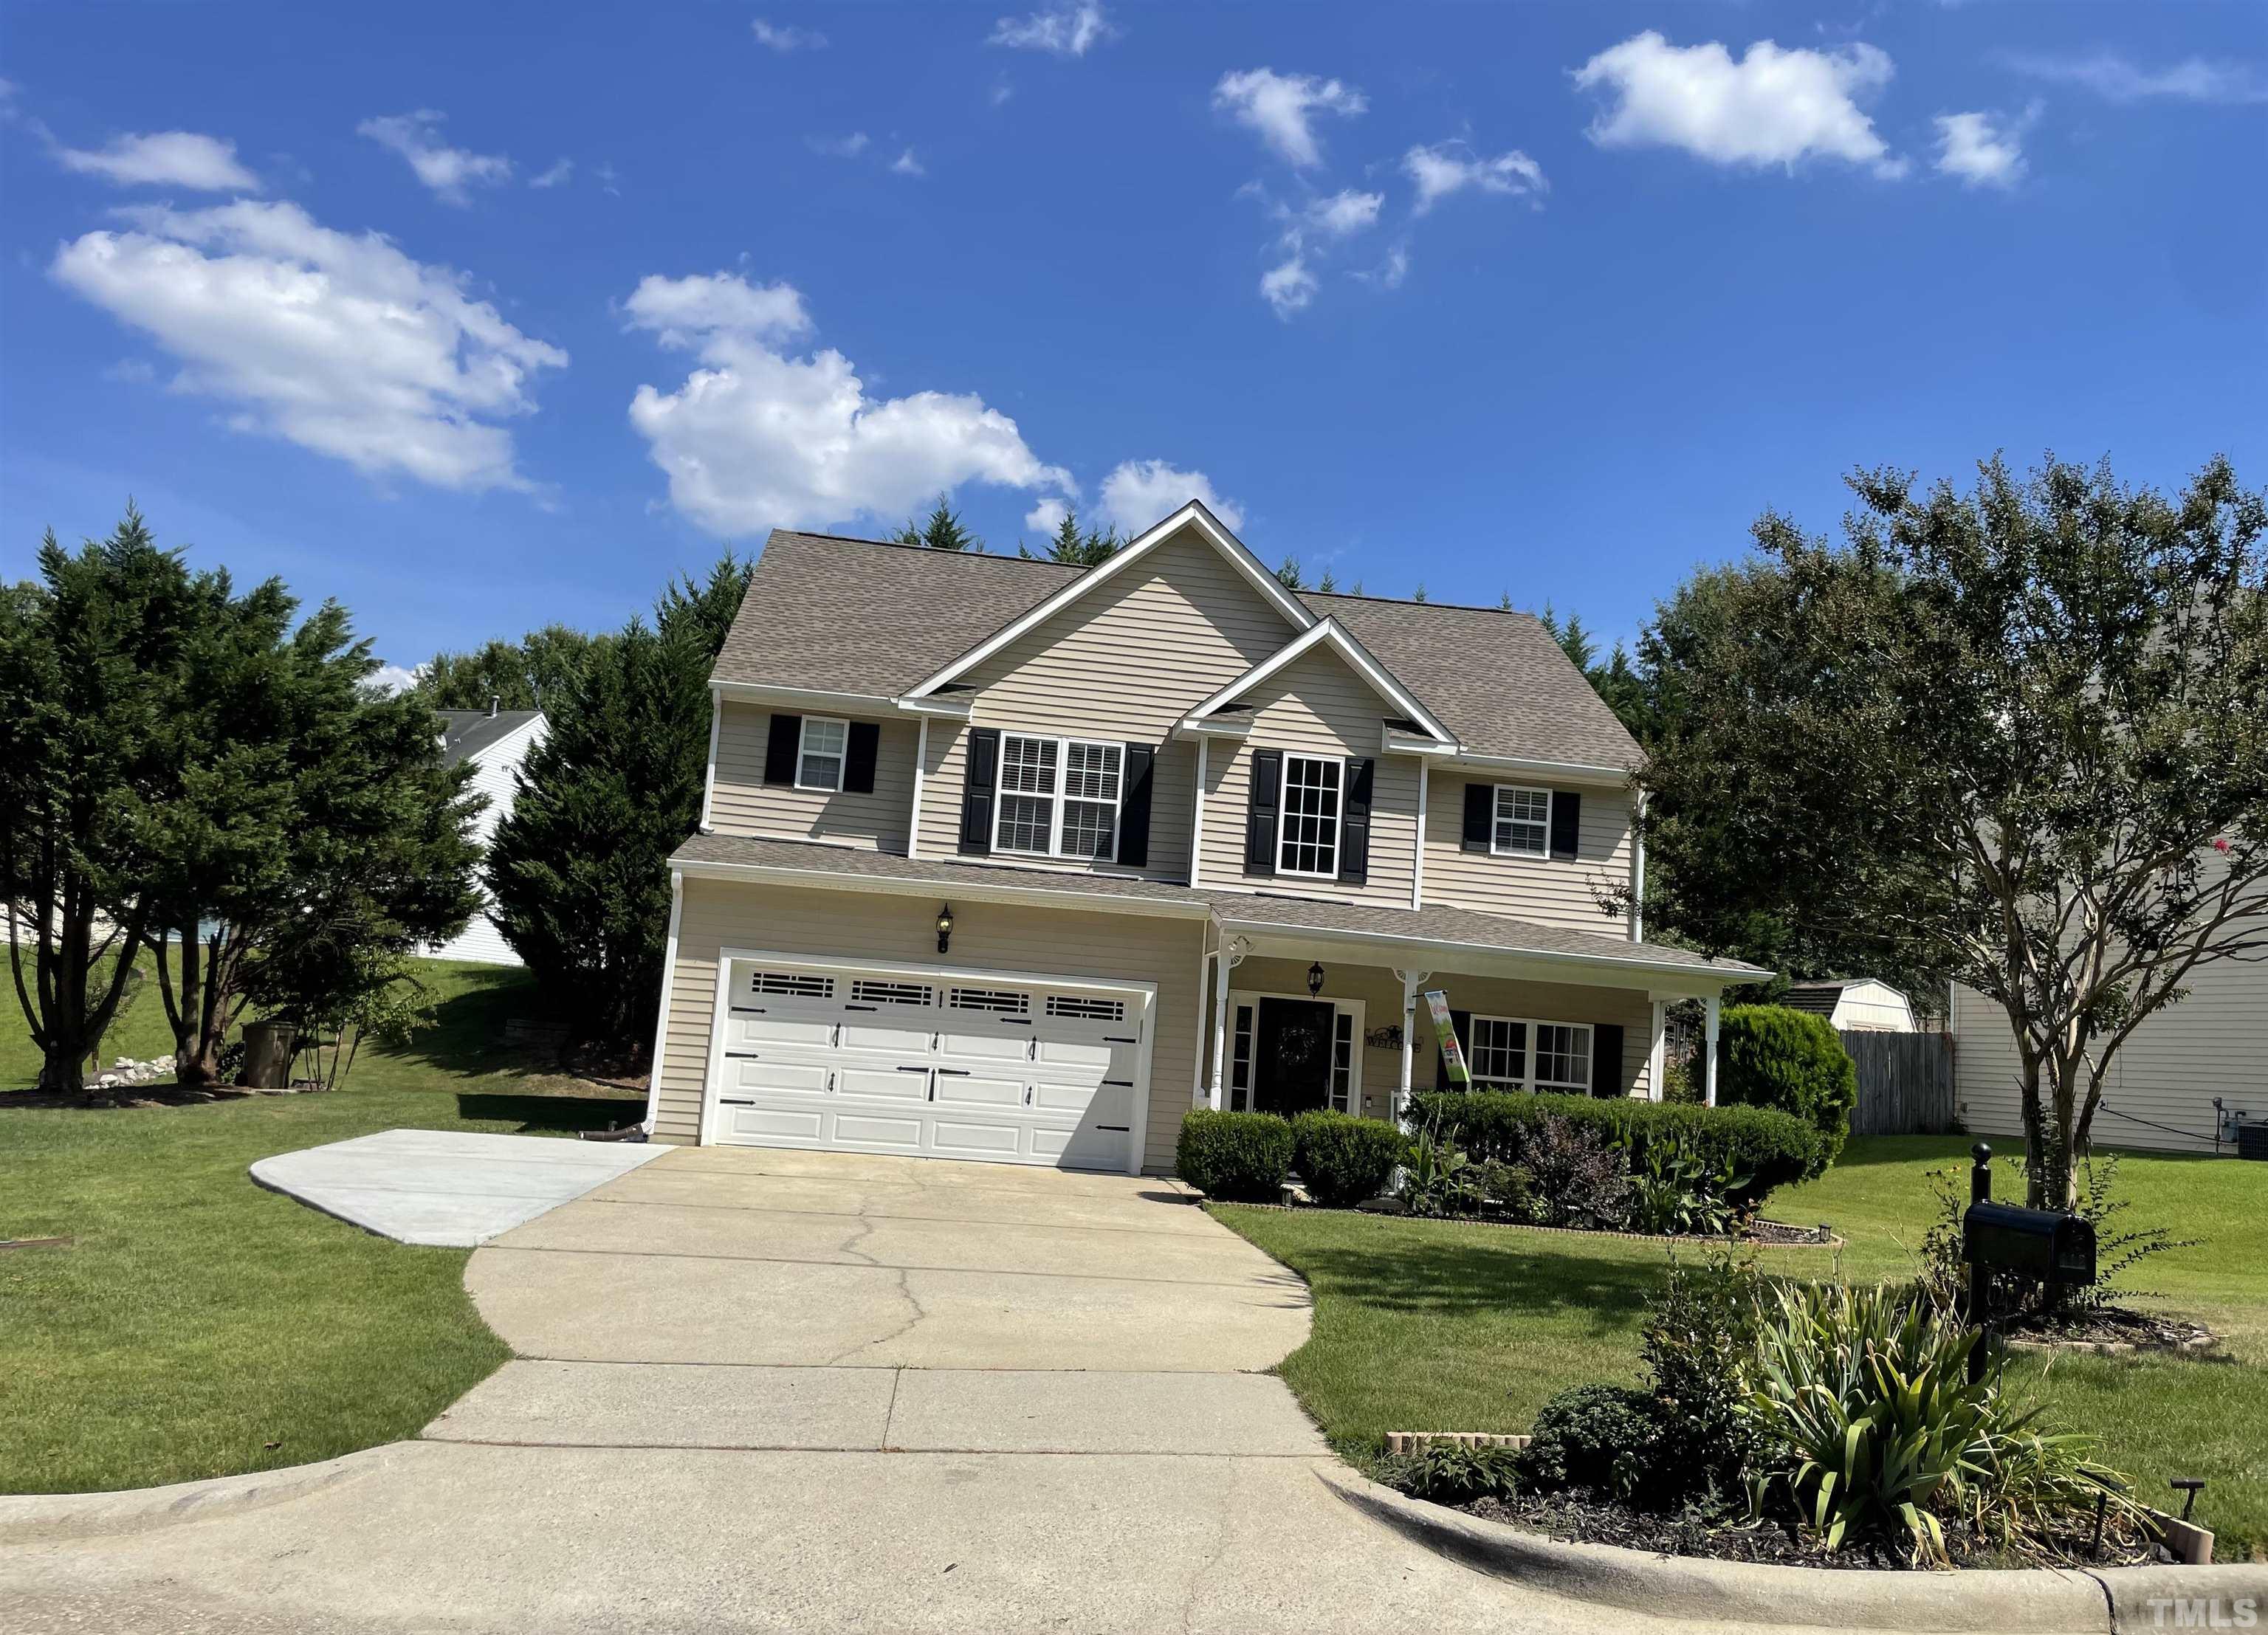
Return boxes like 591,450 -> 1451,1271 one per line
1254,998 -> 1334,1116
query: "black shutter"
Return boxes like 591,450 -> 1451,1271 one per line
764,713 -> 802,788
1118,743 -> 1155,867
1339,758 -> 1373,884
1550,791 -> 1581,860
1434,1008 -> 1473,1090
1462,782 -> 1493,853
1244,748 -> 1282,876
844,722 -> 880,794
959,728 -> 999,855
1592,1023 -> 1626,1098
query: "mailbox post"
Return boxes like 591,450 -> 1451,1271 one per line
1960,1143 -> 2098,1382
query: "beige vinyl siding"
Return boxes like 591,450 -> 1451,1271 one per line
1952,950 -> 2264,1155
653,876 -> 1206,1171
708,702 -> 915,853
1208,955 -> 1654,1109
917,529 -> 1299,883
1195,650 -> 1420,908
1422,776 -> 1636,934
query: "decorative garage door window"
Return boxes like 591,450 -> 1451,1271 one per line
949,986 -> 1030,1015
749,971 -> 834,999
849,979 -> 933,1007
1046,994 -> 1124,1022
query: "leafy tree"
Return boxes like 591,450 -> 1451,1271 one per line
414,625 -> 608,712
0,509 -> 200,1093
1275,554 -> 1305,591
487,556 -> 752,1052
895,495 -> 979,552
1630,455 -> 2268,1206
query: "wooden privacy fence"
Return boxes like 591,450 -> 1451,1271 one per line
1842,1030 -> 1956,1136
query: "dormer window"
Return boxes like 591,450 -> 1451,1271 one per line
995,733 -> 1122,861
795,716 -> 849,792
1492,785 -> 1551,857
1277,755 -> 1344,878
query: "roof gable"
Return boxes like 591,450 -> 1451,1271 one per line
1184,618 -> 1454,744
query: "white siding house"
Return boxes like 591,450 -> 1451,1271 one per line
424,707 -> 547,966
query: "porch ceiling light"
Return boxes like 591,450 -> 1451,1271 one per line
936,903 -> 954,954
1307,960 -> 1325,997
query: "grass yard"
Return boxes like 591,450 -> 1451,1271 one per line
1215,1135 -> 2268,1557
1,957 -> 645,1495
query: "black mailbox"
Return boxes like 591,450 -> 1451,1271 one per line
1963,1200 -> 2097,1286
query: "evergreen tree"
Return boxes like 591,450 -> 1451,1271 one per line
487,555 -> 754,1053
896,495 -> 979,552
1316,568 -> 1339,593
1412,582 -> 1428,602
415,625 -> 608,712
1042,507 -> 1118,567
1275,555 -> 1305,591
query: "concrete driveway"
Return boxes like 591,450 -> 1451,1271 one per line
0,1146 -> 1856,1635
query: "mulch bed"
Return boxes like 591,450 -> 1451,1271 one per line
0,1082 -> 298,1109
1459,1491 -> 2158,1570
1997,1305 -> 2217,1355
1234,1196 -> 1845,1248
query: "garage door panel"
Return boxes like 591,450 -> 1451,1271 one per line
727,1013 -> 837,1050
932,1070 -> 1024,1110
839,1019 -> 934,1054
931,1120 -> 1025,1158
831,1112 -> 928,1149
725,1055 -> 833,1097
718,1104 -> 825,1143
935,1024 -> 1033,1063
836,1063 -> 932,1102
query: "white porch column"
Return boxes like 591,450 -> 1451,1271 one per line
1702,994 -> 1721,1107
1206,936 -> 1248,1110
1647,995 -> 1669,1104
1391,968 -> 1431,1122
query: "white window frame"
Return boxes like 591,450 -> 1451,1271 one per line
1276,753 -> 1345,880
1491,784 -> 1552,858
992,732 -> 1123,863
795,715 -> 850,793
1465,1012 -> 1593,1094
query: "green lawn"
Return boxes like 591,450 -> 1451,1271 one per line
1214,1135 -> 2268,1557
1,957 -> 645,1495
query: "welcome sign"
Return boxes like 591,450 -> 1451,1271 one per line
1422,990 -> 1470,1089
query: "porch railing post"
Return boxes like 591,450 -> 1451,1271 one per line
1702,994 -> 1721,1108
1648,995 -> 1669,1104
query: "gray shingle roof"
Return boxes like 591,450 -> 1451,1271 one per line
712,526 -> 1641,768
436,709 -> 543,768
670,834 -> 1763,977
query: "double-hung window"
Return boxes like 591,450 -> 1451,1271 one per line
1277,755 -> 1344,878
1493,785 -> 1551,856
994,733 -> 1122,861
1466,1013 -> 1592,1092
796,716 -> 848,792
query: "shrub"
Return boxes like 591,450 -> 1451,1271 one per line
1519,1384 -> 1660,1501
1716,1005 -> 1856,1174
1519,1115 -> 1633,1229
1390,1440 -> 1523,1506
1290,1110 -> 1404,1208
1626,1130 -> 1748,1236
1640,1250 -> 1762,1505
1175,1110 -> 1295,1202
1408,1090 -> 1819,1216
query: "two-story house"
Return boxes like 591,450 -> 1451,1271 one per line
642,502 -> 1765,1175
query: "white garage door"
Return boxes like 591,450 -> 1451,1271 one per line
706,958 -> 1148,1173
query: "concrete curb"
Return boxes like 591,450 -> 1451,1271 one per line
1319,1464 -> 2268,1633
0,1442 -> 408,1546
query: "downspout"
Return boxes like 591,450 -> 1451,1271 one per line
640,869 -> 685,1137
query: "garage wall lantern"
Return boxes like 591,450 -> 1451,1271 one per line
936,903 -> 955,954
1307,961 -> 1326,997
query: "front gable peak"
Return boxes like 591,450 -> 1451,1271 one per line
1181,617 -> 1458,748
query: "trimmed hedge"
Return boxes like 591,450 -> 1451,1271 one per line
1176,1109 -> 1296,1202
1406,1090 -> 1820,1214
1291,1110 -> 1404,1208
1716,1004 -> 1857,1175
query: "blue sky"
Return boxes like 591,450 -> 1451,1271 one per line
4,2 -> 2262,680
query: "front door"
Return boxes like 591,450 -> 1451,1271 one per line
1254,998 -> 1335,1116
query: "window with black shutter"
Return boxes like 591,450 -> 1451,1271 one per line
844,722 -> 880,794
1338,757 -> 1373,884
1118,743 -> 1155,867
763,712 -> 802,788
959,728 -> 999,855
1244,748 -> 1282,876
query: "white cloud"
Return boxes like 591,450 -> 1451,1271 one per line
1305,188 -> 1382,238
625,272 -> 1073,537
890,147 -> 925,177
1259,255 -> 1318,319
529,158 -> 574,188
103,357 -> 157,384
1025,495 -> 1071,536
2004,52 -> 2268,105
1573,32 -> 1905,177
358,111 -> 512,205
752,18 -> 827,52
807,131 -> 870,158
1402,141 -> 1546,213
53,130 -> 261,192
1212,68 -> 1366,168
1099,460 -> 1243,536
52,199 -> 566,492
368,661 -> 420,695
989,1 -> 1113,57
1934,111 -> 2025,188
1353,242 -> 1409,289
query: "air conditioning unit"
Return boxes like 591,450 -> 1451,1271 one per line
2238,1121 -> 2268,1163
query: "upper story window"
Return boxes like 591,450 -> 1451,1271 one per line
796,716 -> 849,792
1278,754 -> 1343,878
1493,785 -> 1551,856
994,733 -> 1122,861
1468,1014 -> 1591,1092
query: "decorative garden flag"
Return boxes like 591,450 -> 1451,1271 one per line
1423,990 -> 1470,1088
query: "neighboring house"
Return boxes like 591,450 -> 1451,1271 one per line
1953,946 -> 2267,1157
645,503 -> 1765,1175
422,705 -> 548,966
1779,979 -> 1919,1033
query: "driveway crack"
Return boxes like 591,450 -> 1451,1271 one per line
825,1267 -> 929,1364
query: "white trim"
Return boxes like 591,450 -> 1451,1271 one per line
1703,994 -> 1721,1107
1488,783 -> 1553,858
991,732 -> 1124,864
1630,790 -> 1646,943
904,501 -> 1315,698
1648,997 -> 1669,1104
1173,716 -> 1252,740
1382,729 -> 1460,758
1224,986 -> 1368,1116
1190,921 -> 1214,1112
713,679 -> 896,711
676,856 -> 1209,920
704,946 -> 1157,1175
1392,967 -> 1431,1121
909,717 -> 930,858
1445,751 -> 1633,788
890,695 -> 973,720
698,697 -> 721,833
1207,907 -> 1768,984
1274,752 -> 1346,880
1411,761 -> 1429,910
1464,1011 -> 1595,1095
1183,618 -> 1457,746
794,715 -> 850,793
1190,737 -> 1209,890
643,870 -> 685,1135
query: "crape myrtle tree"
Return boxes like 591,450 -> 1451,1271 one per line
1630,454 -> 2268,1207
487,556 -> 752,1053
